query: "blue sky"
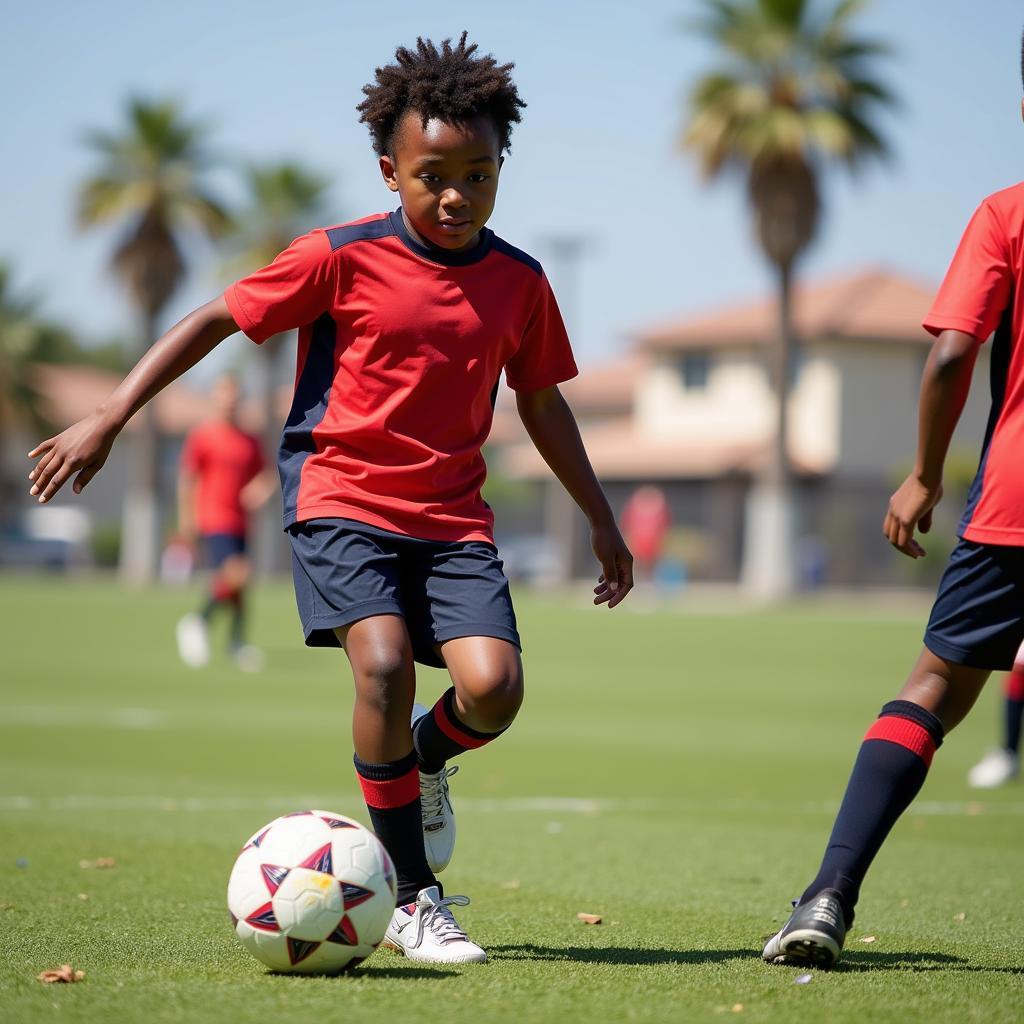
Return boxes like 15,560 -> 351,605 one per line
4,0 -> 1023,377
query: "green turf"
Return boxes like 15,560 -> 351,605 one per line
1,577 -> 1021,1023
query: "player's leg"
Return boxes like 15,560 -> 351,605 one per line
176,533 -> 233,668
220,550 -> 264,671
341,614 -> 487,964
764,538 -> 1024,968
339,614 -> 439,902
409,541 -> 522,874
968,655 -> 1024,788
764,650 -> 988,968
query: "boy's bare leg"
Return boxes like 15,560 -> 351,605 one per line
340,616 -> 486,963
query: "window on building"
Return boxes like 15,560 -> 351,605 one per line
679,352 -> 710,391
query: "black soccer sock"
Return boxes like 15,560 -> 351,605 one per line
412,687 -> 507,774
799,700 -> 944,923
1003,670 -> 1024,755
353,750 -> 439,906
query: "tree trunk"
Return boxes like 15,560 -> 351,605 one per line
118,312 -> 163,584
740,260 -> 799,598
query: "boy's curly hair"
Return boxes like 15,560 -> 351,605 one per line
357,32 -> 526,157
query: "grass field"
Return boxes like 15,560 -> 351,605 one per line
1,576 -> 1022,1023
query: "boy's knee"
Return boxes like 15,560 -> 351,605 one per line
351,646 -> 413,718
459,664 -> 523,730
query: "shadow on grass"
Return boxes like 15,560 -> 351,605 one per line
489,944 -> 755,966
492,945 -> 1024,975
268,964 -> 458,980
834,951 -> 1023,975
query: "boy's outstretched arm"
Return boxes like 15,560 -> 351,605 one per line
515,385 -> 633,607
885,328 -> 980,558
28,297 -> 239,503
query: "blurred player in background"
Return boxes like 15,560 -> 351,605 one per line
176,374 -> 275,671
967,643 -> 1024,787
621,485 -> 670,582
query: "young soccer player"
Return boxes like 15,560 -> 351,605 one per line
176,373 -> 273,672
26,33 -> 633,964
763,38 -> 1024,968
966,646 -> 1024,787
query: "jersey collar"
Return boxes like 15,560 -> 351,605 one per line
389,208 -> 493,267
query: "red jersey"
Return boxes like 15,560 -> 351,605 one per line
181,420 -> 264,537
224,210 -> 578,544
924,183 -> 1024,546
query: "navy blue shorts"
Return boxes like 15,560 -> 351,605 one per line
287,519 -> 521,669
202,532 -> 247,570
924,538 -> 1024,670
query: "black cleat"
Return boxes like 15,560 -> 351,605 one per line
762,888 -> 847,968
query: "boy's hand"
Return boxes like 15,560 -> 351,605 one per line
28,411 -> 120,503
591,522 -> 634,608
884,474 -> 943,559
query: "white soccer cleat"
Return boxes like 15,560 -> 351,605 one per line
382,886 -> 486,964
967,748 -> 1019,789
231,643 -> 266,673
411,703 -> 458,873
176,614 -> 210,668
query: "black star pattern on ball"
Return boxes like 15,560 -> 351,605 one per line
246,843 -> 379,965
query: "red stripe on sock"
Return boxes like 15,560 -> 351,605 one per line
434,701 -> 490,750
864,716 -> 937,768
356,767 -> 420,810
1005,669 -> 1024,702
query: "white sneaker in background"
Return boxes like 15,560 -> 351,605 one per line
231,644 -> 266,673
176,614 -> 210,668
967,748 -> 1019,789
382,886 -> 486,964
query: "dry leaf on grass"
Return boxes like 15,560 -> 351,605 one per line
79,858 -> 116,870
859,935 -> 877,944
576,912 -> 603,925
953,911 -> 966,922
77,894 -> 89,901
37,965 -> 85,984
731,1004 -> 745,1013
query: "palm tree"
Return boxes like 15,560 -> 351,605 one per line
683,0 -> 894,596
78,98 -> 230,582
0,264 -> 51,439
227,162 -> 330,574
0,264 -> 90,522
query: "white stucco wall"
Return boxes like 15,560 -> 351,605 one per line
828,340 -> 992,480
635,348 -> 839,470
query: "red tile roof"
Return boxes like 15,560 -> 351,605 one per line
636,268 -> 937,351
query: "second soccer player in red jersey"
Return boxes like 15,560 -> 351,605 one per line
764,40 -> 1024,968
176,374 -> 274,672
26,34 -> 633,964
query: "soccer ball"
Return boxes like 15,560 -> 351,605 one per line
227,810 -> 396,973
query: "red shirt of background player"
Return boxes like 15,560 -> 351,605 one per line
621,485 -> 670,564
180,420 -> 265,538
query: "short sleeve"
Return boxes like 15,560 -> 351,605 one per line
923,200 -> 1012,341
180,430 -> 204,475
224,230 -> 336,344
504,274 -> 579,392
